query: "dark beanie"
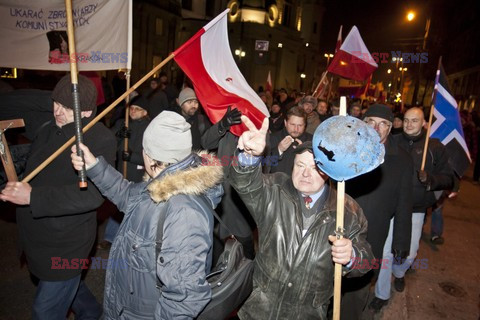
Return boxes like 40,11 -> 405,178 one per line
51,74 -> 97,112
130,95 -> 151,115
364,104 -> 394,122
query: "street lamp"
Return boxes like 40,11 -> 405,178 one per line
235,48 -> 246,61
324,53 -> 334,67
406,11 -> 415,22
406,10 -> 431,105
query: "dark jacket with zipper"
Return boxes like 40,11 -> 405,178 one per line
229,161 -> 373,320
346,135 -> 413,259
394,130 -> 454,212
16,117 -> 116,281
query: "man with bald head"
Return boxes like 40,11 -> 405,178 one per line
371,107 -> 454,311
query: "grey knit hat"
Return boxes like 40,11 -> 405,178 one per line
142,111 -> 192,163
178,87 -> 197,107
51,74 -> 97,112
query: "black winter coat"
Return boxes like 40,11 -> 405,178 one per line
394,130 -> 454,212
269,128 -> 312,175
346,135 -> 413,259
16,118 -> 116,281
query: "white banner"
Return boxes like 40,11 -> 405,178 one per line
0,0 -> 132,71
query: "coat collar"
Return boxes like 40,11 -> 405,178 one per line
147,151 -> 223,203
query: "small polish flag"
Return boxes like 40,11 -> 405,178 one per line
327,26 -> 377,81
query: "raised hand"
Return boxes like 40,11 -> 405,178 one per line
237,116 -> 269,156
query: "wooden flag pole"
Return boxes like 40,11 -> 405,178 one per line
122,69 -> 132,178
65,0 -> 87,188
332,96 -> 347,320
420,56 -> 442,171
22,53 -> 175,183
313,71 -> 328,98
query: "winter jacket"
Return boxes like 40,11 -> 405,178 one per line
394,130 -> 454,212
346,135 -> 413,259
87,152 -> 223,320
16,118 -> 116,281
229,161 -> 374,320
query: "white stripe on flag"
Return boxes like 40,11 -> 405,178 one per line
436,83 -> 458,109
441,130 -> 472,161
200,11 -> 268,116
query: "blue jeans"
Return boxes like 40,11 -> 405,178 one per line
375,212 -> 425,300
431,191 -> 446,238
33,274 -> 102,320
104,217 -> 121,243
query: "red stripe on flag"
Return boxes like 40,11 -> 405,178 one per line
327,50 -> 377,81
174,35 -> 267,136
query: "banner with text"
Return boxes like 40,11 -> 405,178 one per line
0,0 -> 132,71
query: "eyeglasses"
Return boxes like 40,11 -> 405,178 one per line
364,119 -> 391,129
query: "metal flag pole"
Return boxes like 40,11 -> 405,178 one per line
65,0 -> 87,188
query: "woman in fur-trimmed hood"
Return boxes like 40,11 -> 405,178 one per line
72,111 -> 224,320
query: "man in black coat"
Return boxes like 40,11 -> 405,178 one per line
269,106 -> 312,175
372,107 -> 454,311
0,75 -> 116,319
341,104 -> 413,319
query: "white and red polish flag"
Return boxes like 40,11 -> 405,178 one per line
173,9 -> 269,136
327,26 -> 377,81
266,71 -> 273,93
335,25 -> 343,53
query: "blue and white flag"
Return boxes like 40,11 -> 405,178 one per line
430,62 -> 471,177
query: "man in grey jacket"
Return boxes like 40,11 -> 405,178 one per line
229,116 -> 374,320
72,111 -> 224,319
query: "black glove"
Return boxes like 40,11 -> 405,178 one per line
392,249 -> 408,265
116,126 -> 131,139
417,170 -> 430,186
218,106 -> 242,133
122,150 -> 132,162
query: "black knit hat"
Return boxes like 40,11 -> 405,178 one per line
129,95 -> 151,114
51,74 -> 97,112
364,104 -> 394,122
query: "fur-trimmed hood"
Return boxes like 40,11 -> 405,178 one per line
147,151 -> 224,207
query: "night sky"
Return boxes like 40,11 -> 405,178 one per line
317,0 -> 479,82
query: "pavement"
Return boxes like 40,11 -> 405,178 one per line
0,166 -> 479,320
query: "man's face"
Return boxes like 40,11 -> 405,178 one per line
53,102 -> 74,127
302,102 -> 314,115
350,106 -> 361,118
271,104 -> 281,114
181,99 -> 199,117
284,115 -> 306,138
331,106 -> 340,116
364,116 -> 392,144
403,108 -> 425,136
150,80 -> 158,90
279,91 -> 288,102
292,151 -> 327,195
393,117 -> 403,129
317,102 -> 328,115
129,105 -> 148,120
53,101 -> 92,128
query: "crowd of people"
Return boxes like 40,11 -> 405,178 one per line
0,73 -> 479,319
